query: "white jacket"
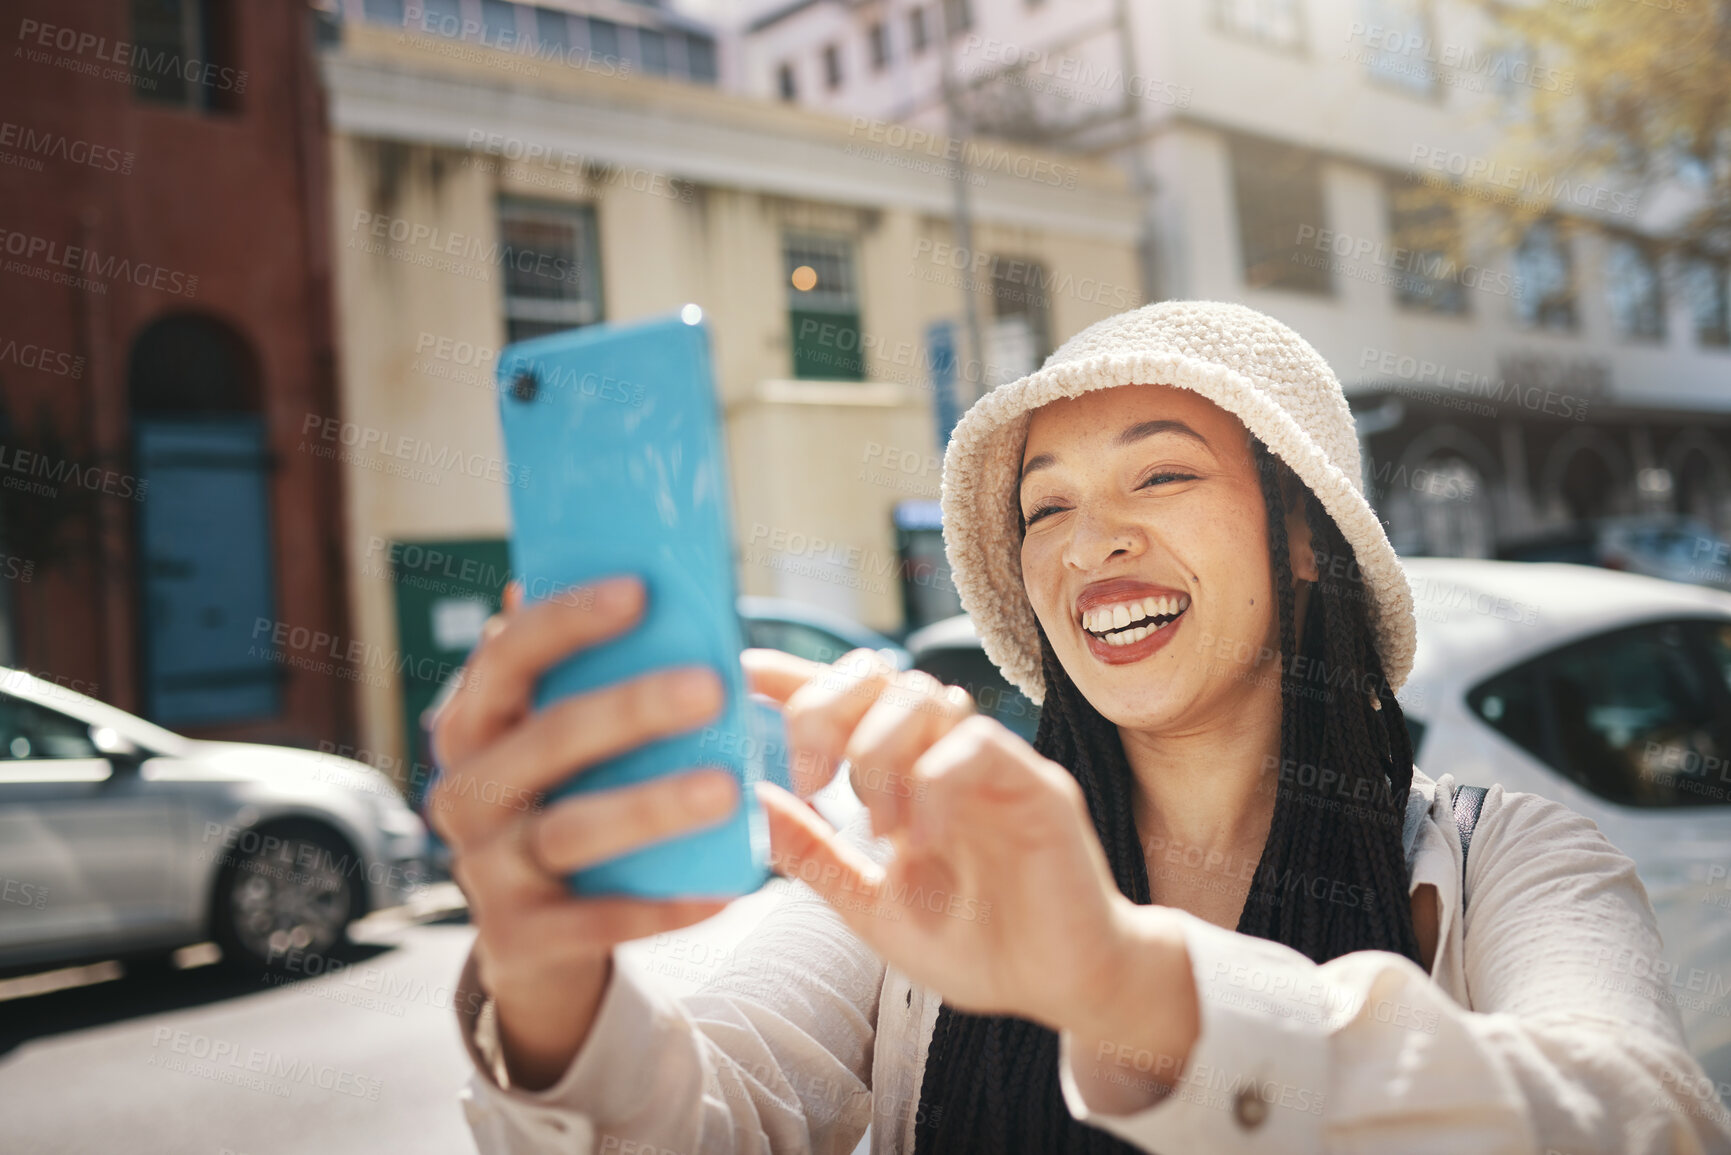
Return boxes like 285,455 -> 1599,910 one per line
451,769 -> 1731,1154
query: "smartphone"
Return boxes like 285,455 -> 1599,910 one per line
494,307 -> 789,899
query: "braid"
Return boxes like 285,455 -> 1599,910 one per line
913,441 -> 1421,1153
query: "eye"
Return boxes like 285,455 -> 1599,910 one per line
1022,502 -> 1067,529
1137,470 -> 1197,489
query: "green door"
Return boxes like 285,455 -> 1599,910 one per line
389,538 -> 509,807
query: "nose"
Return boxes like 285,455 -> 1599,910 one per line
1060,504 -> 1146,572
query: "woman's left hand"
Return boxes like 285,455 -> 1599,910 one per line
742,648 -> 1194,1057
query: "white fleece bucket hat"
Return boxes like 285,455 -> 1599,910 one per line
939,299 -> 1416,706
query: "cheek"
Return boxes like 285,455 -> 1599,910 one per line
1019,536 -> 1066,629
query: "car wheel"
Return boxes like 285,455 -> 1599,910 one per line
213,822 -> 357,973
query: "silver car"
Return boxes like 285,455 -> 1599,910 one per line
0,667 -> 427,975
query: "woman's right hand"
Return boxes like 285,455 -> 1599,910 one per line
426,575 -> 741,1091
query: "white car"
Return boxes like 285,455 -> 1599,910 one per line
0,668 -> 428,975
1399,558 -> 1731,1089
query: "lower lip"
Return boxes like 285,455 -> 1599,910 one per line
1081,609 -> 1186,665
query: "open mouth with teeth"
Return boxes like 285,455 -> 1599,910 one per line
1080,594 -> 1191,647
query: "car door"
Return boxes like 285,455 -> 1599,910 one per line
0,692 -> 183,965
1462,617 -> 1731,1086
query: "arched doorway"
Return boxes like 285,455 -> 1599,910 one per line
1541,430 -> 1631,525
129,315 -> 281,726
1386,427 -> 1499,557
1665,434 -> 1731,538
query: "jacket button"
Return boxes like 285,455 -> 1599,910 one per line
1232,1084 -> 1268,1130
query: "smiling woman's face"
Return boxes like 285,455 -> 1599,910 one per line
1018,384 -> 1312,732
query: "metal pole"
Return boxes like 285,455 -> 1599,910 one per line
936,0 -> 986,406
1113,0 -> 1160,306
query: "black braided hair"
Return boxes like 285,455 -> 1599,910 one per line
911,440 -> 1421,1153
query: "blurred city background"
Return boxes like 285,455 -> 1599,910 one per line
1,0 -> 1728,1151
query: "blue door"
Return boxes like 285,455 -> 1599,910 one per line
134,418 -> 282,725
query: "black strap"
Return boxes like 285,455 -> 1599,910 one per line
1453,784 -> 1488,885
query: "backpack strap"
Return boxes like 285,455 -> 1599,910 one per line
1453,784 -> 1489,887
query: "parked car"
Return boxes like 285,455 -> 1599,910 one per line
740,596 -> 910,670
1398,557 -> 1731,1090
0,668 -> 427,976
1497,515 -> 1731,593
904,614 -> 1041,742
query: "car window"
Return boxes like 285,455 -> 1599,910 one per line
742,618 -> 861,665
912,648 -> 1041,742
1697,618 -> 1731,696
0,694 -> 100,760
1404,715 -> 1427,760
1467,618 -> 1731,807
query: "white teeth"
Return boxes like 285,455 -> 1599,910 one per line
1083,594 -> 1192,637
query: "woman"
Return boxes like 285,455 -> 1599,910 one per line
430,301 -> 1731,1153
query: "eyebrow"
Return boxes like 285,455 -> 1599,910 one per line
1019,420 -> 1209,484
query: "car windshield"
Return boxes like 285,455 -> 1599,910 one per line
0,669 -> 189,759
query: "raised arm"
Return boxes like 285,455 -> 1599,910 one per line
456,804 -> 891,1155
1055,779 -> 1731,1154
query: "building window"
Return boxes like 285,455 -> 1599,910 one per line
499,200 -> 604,344
1511,219 -> 1576,331
1684,255 -> 1730,347
1604,236 -> 1665,341
823,43 -> 843,89
479,0 -> 519,49
942,0 -> 973,35
589,17 -> 620,60
869,21 -> 890,70
1210,0 -> 1303,51
534,8 -> 569,50
1386,179 -> 1466,315
1229,136 -> 1331,295
785,235 -> 864,380
684,34 -> 718,83
639,27 -> 668,74
910,7 -> 929,53
989,257 -> 1052,382
362,0 -> 405,25
777,61 -> 798,100
416,0 -> 464,38
1358,0 -> 1436,96
130,0 -> 240,111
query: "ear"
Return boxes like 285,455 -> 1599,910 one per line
1278,471 -> 1320,584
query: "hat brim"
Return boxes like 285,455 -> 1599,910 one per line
939,351 -> 1416,706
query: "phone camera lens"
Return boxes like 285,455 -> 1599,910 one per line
511,368 -> 539,402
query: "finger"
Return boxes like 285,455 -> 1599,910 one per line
435,575 -> 645,770
907,716 -> 1079,863
781,648 -> 899,797
531,769 -> 739,874
436,665 -> 724,844
740,648 -> 826,704
503,580 -> 524,614
844,670 -> 973,840
759,781 -> 885,910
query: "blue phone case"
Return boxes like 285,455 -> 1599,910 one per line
495,309 -> 789,898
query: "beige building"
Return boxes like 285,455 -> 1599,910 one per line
317,15 -> 1141,777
